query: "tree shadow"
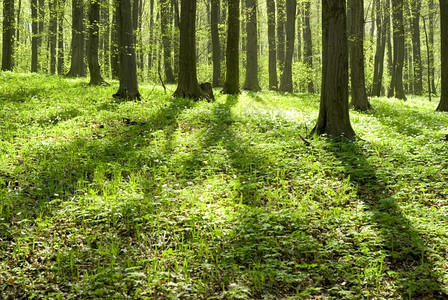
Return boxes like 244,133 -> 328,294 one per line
327,138 -> 446,298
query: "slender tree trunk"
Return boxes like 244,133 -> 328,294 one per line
147,0 -> 155,72
391,0 -> 407,100
160,0 -> 175,83
100,0 -> 110,77
267,0 -> 278,90
296,3 -> 302,61
66,0 -> 86,76
16,0 -> 21,43
348,0 -> 371,110
38,0 -> 45,71
114,0 -> 140,99
2,0 -> 15,71
302,0 -> 314,93
277,0 -> 286,70
57,0 -> 65,74
172,0 -> 180,78
222,0 -> 240,94
410,0 -> 423,95
173,0 -> 206,100
49,0 -> 57,74
243,0 -> 261,91
211,0 -> 222,87
437,0 -> 448,111
280,0 -> 296,92
88,0 -> 107,85
386,0 -> 394,97
111,2 -> 120,79
31,0 -> 39,72
429,0 -> 437,94
312,0 -> 355,139
372,0 -> 386,96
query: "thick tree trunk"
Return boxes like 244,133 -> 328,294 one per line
88,0 -> 107,85
312,0 -> 355,139
211,0 -> 222,87
66,0 -> 86,77
222,0 -> 240,94
243,0 -> 261,91
302,0 -> 314,93
114,0 -> 140,99
277,0 -> 286,70
173,0 -> 206,100
267,0 -> 278,90
2,0 -> 15,71
57,0 -> 65,74
371,0 -> 386,96
160,0 -> 175,83
391,0 -> 407,100
348,0 -> 371,111
49,0 -> 57,74
31,0 -> 39,72
437,0 -> 448,111
411,0 -> 423,95
279,0 -> 296,92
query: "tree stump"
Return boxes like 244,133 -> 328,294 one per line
200,82 -> 215,101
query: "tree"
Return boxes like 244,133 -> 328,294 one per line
267,0 -> 278,90
243,0 -> 261,91
277,0 -> 286,70
311,0 -> 355,139
113,0 -> 140,99
437,0 -> 448,111
279,0 -> 296,92
390,0 -> 407,100
87,0 -> 107,85
302,0 -> 314,93
31,0 -> 39,72
410,0 -> 423,95
49,0 -> 58,74
348,0 -> 371,110
211,0 -> 222,87
372,0 -> 387,96
173,0 -> 206,100
222,0 -> 240,94
57,0 -> 65,74
66,0 -> 86,77
2,0 -> 15,71
160,0 -> 175,83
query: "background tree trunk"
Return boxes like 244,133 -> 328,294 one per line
348,0 -> 371,110
312,0 -> 355,139
111,3 -> 120,79
279,0 -> 296,92
160,0 -> 175,83
277,0 -> 286,70
31,0 -> 39,72
391,0 -> 407,100
100,0 -> 110,77
211,0 -> 222,87
2,0 -> 15,71
243,0 -> 261,91
147,0 -> 155,73
372,0 -> 386,96
411,0 -> 423,95
57,0 -> 65,74
267,0 -> 278,90
222,0 -> 240,94
437,0 -> 448,111
66,0 -> 86,77
87,0 -> 106,85
429,0 -> 437,94
49,0 -> 57,74
302,0 -> 314,93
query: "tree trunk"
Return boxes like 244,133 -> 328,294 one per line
312,0 -> 355,139
371,0 -> 386,96
243,0 -> 261,91
2,0 -> 15,71
39,0 -> 45,70
173,0 -> 206,100
222,0 -> 240,94
437,0 -> 448,111
411,0 -> 423,95
277,0 -> 286,70
160,0 -> 175,83
296,3 -> 302,61
429,0 -> 437,94
57,0 -> 65,74
88,0 -> 107,85
348,0 -> 371,110
267,0 -> 278,90
111,2 -> 120,79
391,0 -> 407,100
386,0 -> 394,97
66,0 -> 86,77
279,0 -> 296,92
100,0 -> 110,77
147,0 -> 155,72
31,0 -> 39,72
16,0 -> 21,44
49,0 -> 57,74
113,0 -> 140,99
302,0 -> 314,93
171,0 -> 180,78
211,0 -> 222,87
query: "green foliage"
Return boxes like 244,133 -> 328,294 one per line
1,73 -> 448,298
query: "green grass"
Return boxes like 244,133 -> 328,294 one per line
1,72 -> 448,299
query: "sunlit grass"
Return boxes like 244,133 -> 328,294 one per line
1,72 -> 448,298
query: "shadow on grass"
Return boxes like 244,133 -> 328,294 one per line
327,138 -> 446,298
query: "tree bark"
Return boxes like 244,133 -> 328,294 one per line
437,0 -> 448,111
211,0 -> 222,87
57,0 -> 65,74
2,0 -> 15,71
411,0 -> 423,95
312,0 -> 355,139
113,0 -> 141,99
348,0 -> 371,110
267,0 -> 278,90
429,0 -> 437,94
277,0 -> 286,70
147,0 -> 155,72
87,0 -> 107,85
66,0 -> 86,77
296,3 -> 302,61
371,0 -> 386,96
391,0 -> 407,100
16,0 -> 21,43
279,0 -> 296,92
100,0 -> 110,76
302,0 -> 314,93
173,0 -> 206,100
222,0 -> 240,94
160,0 -> 175,83
243,0 -> 261,91
49,0 -> 58,74
31,0 -> 39,72
111,2 -> 120,79
386,0 -> 394,97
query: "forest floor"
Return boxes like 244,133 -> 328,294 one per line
1,72 -> 448,299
